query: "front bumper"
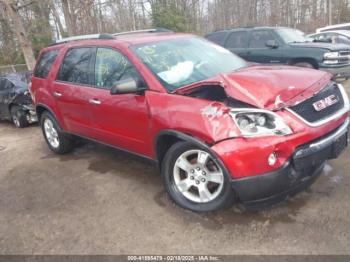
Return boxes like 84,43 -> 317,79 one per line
319,64 -> 350,79
22,104 -> 38,123
230,118 -> 349,211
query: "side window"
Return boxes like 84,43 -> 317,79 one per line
311,34 -> 319,40
319,33 -> 332,42
225,31 -> 248,48
326,33 -> 335,43
57,47 -> 94,85
0,79 -> 13,90
337,35 -> 350,44
94,48 -> 140,89
206,32 -> 227,45
0,79 -> 7,90
249,30 -> 275,48
34,50 -> 59,78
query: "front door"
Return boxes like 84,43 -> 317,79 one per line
88,47 -> 151,156
247,29 -> 283,64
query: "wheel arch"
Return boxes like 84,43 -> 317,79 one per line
287,57 -> 319,69
154,130 -> 230,176
8,102 -> 27,116
8,102 -> 18,113
35,103 -> 62,128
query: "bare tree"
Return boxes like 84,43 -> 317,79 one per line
1,0 -> 36,70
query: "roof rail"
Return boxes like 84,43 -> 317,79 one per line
113,28 -> 172,36
51,33 -> 114,45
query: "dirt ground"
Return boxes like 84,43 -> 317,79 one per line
1,82 -> 350,255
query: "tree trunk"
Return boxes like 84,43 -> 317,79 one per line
61,0 -> 74,36
50,0 -> 65,37
2,0 -> 36,70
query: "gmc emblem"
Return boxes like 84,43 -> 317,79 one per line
312,95 -> 339,111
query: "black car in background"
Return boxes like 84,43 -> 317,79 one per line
0,73 -> 37,128
205,27 -> 350,79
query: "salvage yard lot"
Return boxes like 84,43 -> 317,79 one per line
1,81 -> 350,255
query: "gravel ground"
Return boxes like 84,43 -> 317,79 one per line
0,81 -> 350,255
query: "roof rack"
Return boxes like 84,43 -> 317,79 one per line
49,28 -> 172,46
51,33 -> 114,45
113,28 -> 172,36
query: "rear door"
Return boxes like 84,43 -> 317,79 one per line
224,31 -> 249,59
246,29 -> 283,64
87,47 -> 151,155
53,47 -> 96,136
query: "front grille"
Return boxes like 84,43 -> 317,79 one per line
339,51 -> 350,57
289,82 -> 344,123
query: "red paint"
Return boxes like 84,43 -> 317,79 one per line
31,34 -> 349,179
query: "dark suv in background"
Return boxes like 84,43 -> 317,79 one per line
206,27 -> 350,79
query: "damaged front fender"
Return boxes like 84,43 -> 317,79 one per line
148,92 -> 241,145
200,103 -> 240,140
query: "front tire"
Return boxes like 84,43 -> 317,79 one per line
11,106 -> 29,128
161,141 -> 235,212
40,112 -> 75,154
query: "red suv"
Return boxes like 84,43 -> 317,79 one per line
30,29 -> 349,212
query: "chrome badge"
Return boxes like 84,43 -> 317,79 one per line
313,94 -> 339,111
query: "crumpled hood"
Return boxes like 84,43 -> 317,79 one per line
177,65 -> 332,110
14,86 -> 28,94
221,65 -> 332,109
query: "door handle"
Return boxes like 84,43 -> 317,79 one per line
89,98 -> 101,105
53,91 -> 62,97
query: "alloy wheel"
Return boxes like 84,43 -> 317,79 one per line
173,149 -> 224,203
12,115 -> 20,127
44,118 -> 60,148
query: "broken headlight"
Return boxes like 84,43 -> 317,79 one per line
231,110 -> 292,137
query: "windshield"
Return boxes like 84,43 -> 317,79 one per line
131,37 -> 247,91
276,28 -> 312,43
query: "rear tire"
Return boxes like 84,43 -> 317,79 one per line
11,106 -> 29,128
40,111 -> 75,154
161,141 -> 235,212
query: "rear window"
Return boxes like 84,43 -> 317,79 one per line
206,32 -> 227,45
34,50 -> 59,78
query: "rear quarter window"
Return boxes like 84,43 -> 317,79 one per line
225,31 -> 248,48
206,32 -> 227,45
34,50 -> 59,78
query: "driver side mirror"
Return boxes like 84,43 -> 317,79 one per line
265,40 -> 279,49
110,78 -> 146,95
